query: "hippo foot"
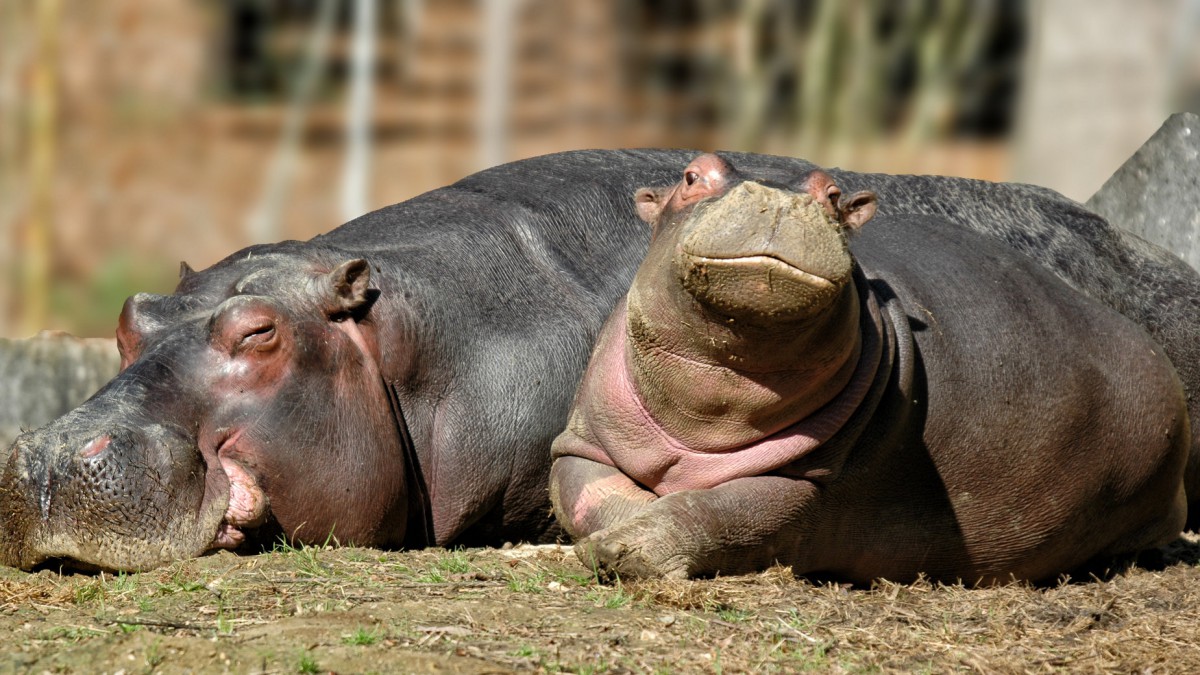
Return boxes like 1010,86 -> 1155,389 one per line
573,516 -> 693,581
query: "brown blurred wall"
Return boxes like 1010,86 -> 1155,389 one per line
2,0 -> 1192,338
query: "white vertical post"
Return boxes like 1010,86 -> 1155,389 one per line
342,0 -> 378,221
478,0 -> 517,171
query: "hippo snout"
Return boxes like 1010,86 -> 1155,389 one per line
5,428 -> 132,519
6,427 -> 152,515
0,421 -> 227,571
671,181 -> 856,324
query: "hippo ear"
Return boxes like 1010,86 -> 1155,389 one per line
839,191 -> 877,231
117,293 -> 170,369
322,259 -> 374,319
634,187 -> 670,224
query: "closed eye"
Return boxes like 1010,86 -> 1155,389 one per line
239,324 -> 277,352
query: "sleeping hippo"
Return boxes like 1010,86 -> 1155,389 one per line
551,154 -> 1190,584
0,151 -> 686,571
4,148 -> 1200,573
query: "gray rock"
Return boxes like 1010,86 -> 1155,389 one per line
0,332 -> 120,449
1087,112 -> 1200,270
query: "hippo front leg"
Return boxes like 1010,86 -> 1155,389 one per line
574,476 -> 821,580
550,456 -> 657,537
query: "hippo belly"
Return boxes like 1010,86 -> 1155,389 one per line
824,215 -> 1188,582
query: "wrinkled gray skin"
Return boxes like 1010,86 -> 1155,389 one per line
553,154 -> 1190,583
5,149 -> 1200,572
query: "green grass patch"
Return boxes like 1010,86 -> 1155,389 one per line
506,570 -> 548,594
342,626 -> 382,646
296,649 -> 321,674
273,537 -> 335,578
585,583 -> 633,609
104,571 -> 138,595
717,607 -> 753,623
73,582 -> 106,606
510,644 -> 538,658
144,640 -> 165,669
415,568 -> 447,584
433,548 -> 473,575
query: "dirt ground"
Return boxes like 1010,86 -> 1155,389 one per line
1,535 -> 1199,675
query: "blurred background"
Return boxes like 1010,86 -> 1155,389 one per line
0,0 -> 1197,338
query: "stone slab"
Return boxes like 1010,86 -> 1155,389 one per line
1087,112 -> 1200,270
0,332 -> 120,449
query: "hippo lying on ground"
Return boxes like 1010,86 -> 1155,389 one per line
0,152 -> 685,571
552,154 -> 1190,584
4,148 -> 1200,573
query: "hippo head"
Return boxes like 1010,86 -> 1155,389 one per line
632,153 -> 876,326
0,247 -> 409,571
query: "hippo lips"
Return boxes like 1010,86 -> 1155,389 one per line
683,253 -> 837,287
681,253 -> 844,322
207,431 -> 269,551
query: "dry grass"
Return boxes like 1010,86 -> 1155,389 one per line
0,536 -> 1198,673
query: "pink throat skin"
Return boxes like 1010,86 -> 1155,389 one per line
563,295 -> 884,495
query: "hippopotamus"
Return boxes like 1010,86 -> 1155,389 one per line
0,151 -> 691,571
5,148 -> 1200,573
550,153 -> 1190,584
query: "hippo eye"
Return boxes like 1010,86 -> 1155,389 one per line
684,170 -> 699,186
238,323 -> 278,353
826,186 -> 842,208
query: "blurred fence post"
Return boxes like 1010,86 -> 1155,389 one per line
246,0 -> 337,245
728,0 -> 769,150
0,0 -> 23,336
342,0 -> 378,222
21,0 -> 60,337
478,0 -> 517,170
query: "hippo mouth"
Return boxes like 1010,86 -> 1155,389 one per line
205,430 -> 270,551
680,252 -> 842,321
685,253 -> 837,286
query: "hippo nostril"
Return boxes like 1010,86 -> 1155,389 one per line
80,435 -> 112,459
